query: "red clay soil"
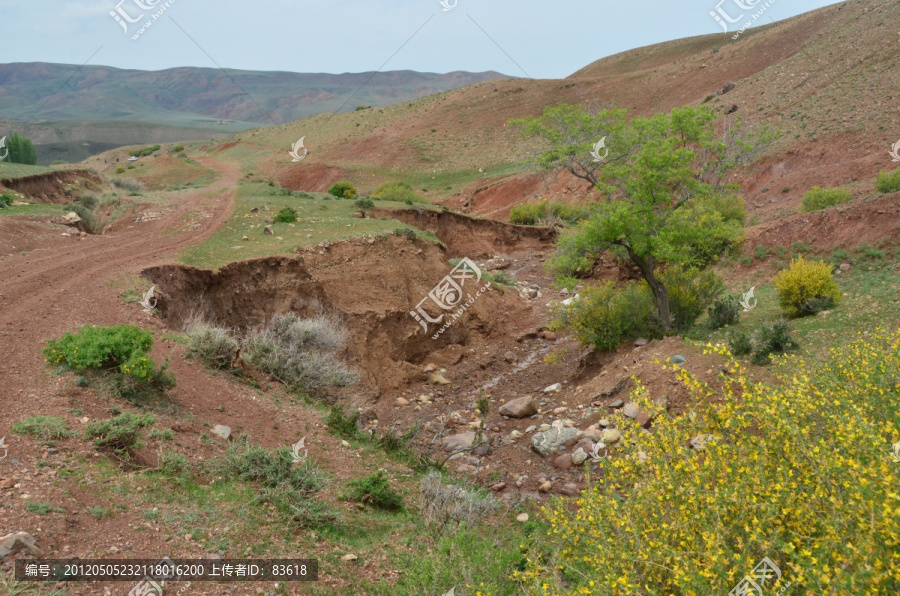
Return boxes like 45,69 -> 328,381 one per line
0,170 -> 103,204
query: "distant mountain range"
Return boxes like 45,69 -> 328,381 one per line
0,62 -> 508,128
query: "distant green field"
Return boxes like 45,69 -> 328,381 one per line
0,162 -> 54,180
178,183 -> 433,270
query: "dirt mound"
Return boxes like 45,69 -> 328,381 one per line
0,169 -> 103,204
277,163 -> 348,193
746,191 -> 900,252
143,235 -> 528,393
373,207 -> 556,257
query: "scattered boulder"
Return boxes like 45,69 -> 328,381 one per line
516,513 -> 530,523
558,483 -> 580,497
531,427 -> 578,457
634,337 -> 649,347
442,432 -> 476,452
670,355 -> 686,365
0,532 -> 44,560
601,428 -> 622,444
538,480 -> 552,493
609,399 -> 625,409
341,554 -> 358,562
489,482 -> 507,492
571,448 -> 588,466
211,425 -> 231,441
507,430 -> 524,442
395,397 -> 410,406
839,262 -> 851,272
543,383 -> 562,393
724,104 -> 739,115
423,363 -> 438,373
472,444 -> 492,457
539,331 -> 557,341
575,438 -> 596,454
263,225 -> 274,235
623,403 -> 640,419
428,372 -> 450,386
721,81 -> 736,94
504,351 -> 518,364
554,454 -> 573,470
499,397 -> 538,418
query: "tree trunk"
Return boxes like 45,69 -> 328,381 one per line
624,247 -> 673,331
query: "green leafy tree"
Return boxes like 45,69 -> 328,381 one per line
528,105 -> 765,331
4,132 -> 37,165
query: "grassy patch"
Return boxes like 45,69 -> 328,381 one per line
12,416 -> 75,441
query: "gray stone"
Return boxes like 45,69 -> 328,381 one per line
601,428 -> 622,444
442,432 -> 476,452
690,434 -> 715,451
623,403 -> 641,419
671,355 -> 686,365
543,383 -> 562,393
525,425 -> 537,434
571,448 -> 588,466
428,372 -> 450,386
634,338 -> 649,347
0,532 -> 44,560
507,430 -> 524,441
609,399 -> 625,408
211,425 -> 231,441
499,397 -> 537,419
264,225 -> 274,235
531,427 -> 578,457
575,438 -> 596,454
558,483 -> 580,497
553,454 -> 573,470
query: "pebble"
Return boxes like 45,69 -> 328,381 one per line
516,513 -> 529,522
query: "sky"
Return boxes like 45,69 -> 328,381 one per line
0,0 -> 844,78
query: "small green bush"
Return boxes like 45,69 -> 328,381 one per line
509,202 -> 545,225
800,186 -> 852,212
509,200 -> 591,226
43,324 -> 160,382
149,428 -> 175,441
658,266 -> 725,333
345,471 -> 404,511
84,412 -> 156,452
170,145 -> 185,153
728,329 -> 753,356
215,442 -> 324,495
158,450 -> 190,475
707,294 -> 741,329
354,197 -> 375,210
274,207 -> 298,223
773,256 -> 841,317
26,502 -> 55,515
752,320 -> 800,365
66,203 -> 104,234
875,167 -> 900,193
116,167 -> 125,174
109,177 -> 145,195
325,405 -> 362,440
371,181 -> 423,204
128,145 -> 161,157
553,281 -> 657,352
328,181 -> 358,200
13,416 -> 75,440
77,193 -> 99,210
0,193 -> 15,208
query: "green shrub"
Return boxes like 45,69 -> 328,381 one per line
274,207 -> 297,223
84,412 -> 156,452
215,442 -> 324,495
419,472 -> 501,535
0,193 -> 14,208
66,203 -> 104,234
158,450 -> 190,476
483,270 -> 516,286
243,314 -> 357,394
51,160 -> 68,165
875,167 -> 900,193
707,294 -> 741,329
509,200 -> 591,226
553,281 -> 657,352
13,416 -> 75,440
325,405 -> 361,440
773,256 -> 841,317
185,324 -> 239,370
327,181 -> 358,200
754,245 -> 769,260
752,320 -> 800,365
77,193 -> 99,210
509,203 -> 546,225
26,502 -> 55,515
128,145 -> 161,157
44,324 -> 156,381
170,145 -> 185,153
354,197 -> 374,210
800,186 -> 852,212
371,181 -> 423,204
728,329 -> 753,356
345,471 -> 404,511
149,428 -> 175,441
116,167 -> 125,174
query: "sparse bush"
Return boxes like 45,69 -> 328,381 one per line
800,186 -> 852,212
509,202 -> 545,225
707,294 -> 741,329
66,203 -> 104,234
754,245 -> 769,260
509,200 -> 591,226
728,329 -> 753,356
345,471 -> 404,511
26,502 -> 55,515
658,265 -> 725,333
274,207 -> 298,223
128,145 -> 161,157
354,197 -> 374,210
89,506 -> 113,520
243,314 -> 356,394
77,193 -> 99,210
875,167 -> 900,193
13,416 -> 75,440
185,324 -> 239,370
0,193 -> 13,208
158,450 -> 189,475
109,177 -> 145,195
116,167 -> 125,174
325,405 -> 361,440
394,227 -> 418,240
215,442 -> 324,495
149,428 -> 175,441
371,181 -> 422,203
773,256 -> 841,317
483,270 -> 515,286
83,412 -> 156,452
170,145 -> 185,153
327,181 -> 358,200
752,320 -> 800,365
419,472 -> 501,535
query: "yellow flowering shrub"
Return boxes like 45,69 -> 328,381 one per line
518,330 -> 900,594
773,255 -> 841,317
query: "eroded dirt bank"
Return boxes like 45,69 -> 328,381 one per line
372,207 -> 556,257
0,169 -> 103,203
143,235 -> 531,394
